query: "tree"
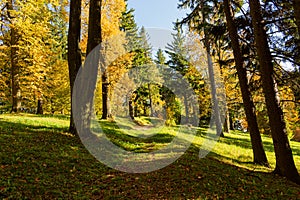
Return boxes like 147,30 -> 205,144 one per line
0,0 -> 65,114
223,0 -> 268,165
7,0 -> 21,113
68,0 -> 82,134
155,49 -> 166,65
249,0 -> 300,184
178,0 -> 225,136
99,0 -> 126,119
293,0 -> 300,35
166,27 -> 191,124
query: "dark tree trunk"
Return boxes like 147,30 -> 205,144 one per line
8,0 -> 21,113
101,74 -> 111,119
86,0 -> 102,55
293,0 -> 300,64
85,0 -> 107,120
129,99 -> 134,119
249,0 -> 300,184
68,0 -> 82,135
223,0 -> 268,166
148,83 -> 154,117
37,99 -> 43,115
229,114 -> 234,130
223,112 -> 230,133
293,0 -> 300,35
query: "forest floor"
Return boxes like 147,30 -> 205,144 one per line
0,114 -> 299,199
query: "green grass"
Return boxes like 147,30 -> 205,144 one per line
0,114 -> 300,199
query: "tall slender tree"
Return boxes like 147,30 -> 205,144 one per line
223,0 -> 268,165
293,0 -> 300,34
178,0 -> 224,136
68,0 -> 82,135
86,0 -> 102,55
249,0 -> 300,184
7,0 -> 21,113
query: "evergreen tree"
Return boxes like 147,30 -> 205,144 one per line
223,0 -> 268,165
155,48 -> 166,65
249,0 -> 300,184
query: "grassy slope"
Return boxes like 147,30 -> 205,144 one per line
0,114 -> 299,199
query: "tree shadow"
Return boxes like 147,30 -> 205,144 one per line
0,119 -> 68,134
1,117 -> 300,199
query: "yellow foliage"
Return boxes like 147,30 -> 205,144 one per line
80,0 -> 126,54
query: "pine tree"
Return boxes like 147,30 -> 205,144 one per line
223,0 -> 268,165
155,49 -> 166,65
249,0 -> 300,184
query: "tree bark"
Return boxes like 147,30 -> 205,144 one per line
86,0 -> 102,55
249,0 -> 300,184
148,83 -> 154,117
223,112 -> 230,133
101,74 -> 111,119
8,0 -> 21,113
293,0 -> 300,35
36,99 -> 43,115
204,36 -> 224,137
68,0 -> 82,135
129,99 -> 134,119
85,0 -> 107,120
223,0 -> 268,165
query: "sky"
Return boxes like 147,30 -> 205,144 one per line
127,0 -> 188,30
127,0 -> 189,51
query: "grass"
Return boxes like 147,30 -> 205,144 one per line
0,114 -> 300,199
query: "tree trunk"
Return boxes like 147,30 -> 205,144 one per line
86,0 -> 102,55
85,0 -> 107,120
101,74 -> 111,119
68,0 -> 82,135
204,36 -> 224,137
148,83 -> 154,117
223,0 -> 268,166
292,0 -> 300,64
129,99 -> 134,119
249,0 -> 300,184
37,99 -> 43,115
293,0 -> 300,35
8,0 -> 21,113
223,111 -> 230,133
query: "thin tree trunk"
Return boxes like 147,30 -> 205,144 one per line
86,0 -> 108,120
86,0 -> 102,55
129,99 -> 134,119
293,0 -> 300,35
148,83 -> 154,117
36,99 -> 43,115
101,74 -> 110,119
204,36 -> 224,137
292,0 -> 300,64
223,0 -> 268,165
249,0 -> 300,184
68,0 -> 82,135
8,0 -> 21,113
223,112 -> 230,133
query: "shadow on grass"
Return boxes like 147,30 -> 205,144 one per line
1,117 -> 300,199
0,120 -> 68,134
97,120 -> 175,145
218,132 -> 300,156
